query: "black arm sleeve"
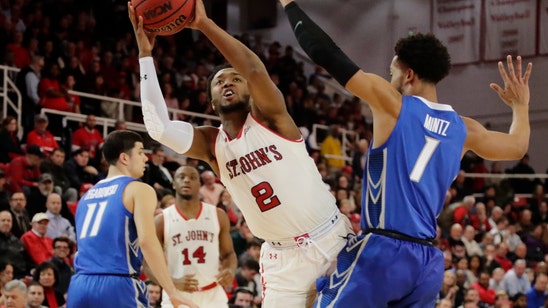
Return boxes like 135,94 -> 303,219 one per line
285,2 -> 360,86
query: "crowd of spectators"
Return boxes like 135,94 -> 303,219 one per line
432,151 -> 548,308
1,1 -> 548,307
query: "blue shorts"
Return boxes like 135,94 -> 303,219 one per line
66,274 -> 148,308
315,233 -> 443,308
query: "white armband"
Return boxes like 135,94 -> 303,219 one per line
139,57 -> 194,154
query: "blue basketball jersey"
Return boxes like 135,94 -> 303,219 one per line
362,96 -> 466,239
73,176 -> 142,276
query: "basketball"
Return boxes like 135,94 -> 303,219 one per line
132,0 -> 195,36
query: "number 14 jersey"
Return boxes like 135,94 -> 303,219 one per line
163,203 -> 220,286
215,114 -> 337,240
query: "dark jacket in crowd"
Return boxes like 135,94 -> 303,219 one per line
0,231 -> 29,278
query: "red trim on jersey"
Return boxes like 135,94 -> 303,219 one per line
236,122 -> 244,139
249,113 -> 304,143
219,122 -> 243,142
175,202 -> 203,220
197,281 -> 218,292
220,124 -> 244,141
260,259 -> 266,303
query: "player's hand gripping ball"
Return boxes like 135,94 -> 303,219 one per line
131,0 -> 195,36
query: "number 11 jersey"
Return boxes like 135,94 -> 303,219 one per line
73,176 -> 141,276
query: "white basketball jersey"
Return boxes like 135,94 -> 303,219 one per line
162,203 -> 220,285
215,113 -> 337,239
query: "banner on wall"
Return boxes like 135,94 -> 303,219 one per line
541,0 -> 548,54
484,0 -> 537,60
432,0 -> 481,64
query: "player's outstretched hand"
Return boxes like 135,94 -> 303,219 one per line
489,55 -> 532,109
128,1 -> 156,57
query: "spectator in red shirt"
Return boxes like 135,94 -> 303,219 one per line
5,31 -> 30,69
470,157 -> 489,193
38,63 -> 71,137
0,170 -> 9,211
453,195 -> 478,227
38,63 -> 70,112
473,202 -> 492,234
494,243 -> 513,272
61,74 -> 81,114
20,212 -> 53,267
6,145 -> 45,196
71,114 -> 103,166
471,272 -> 496,305
25,114 -> 59,157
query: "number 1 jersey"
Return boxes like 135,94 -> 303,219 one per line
362,96 -> 466,239
73,176 -> 142,276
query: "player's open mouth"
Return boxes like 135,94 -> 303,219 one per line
223,90 -> 234,98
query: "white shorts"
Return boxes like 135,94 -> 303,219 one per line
260,212 -> 352,308
161,284 -> 228,308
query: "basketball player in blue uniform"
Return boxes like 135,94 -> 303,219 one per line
280,1 -> 533,307
66,131 -> 197,308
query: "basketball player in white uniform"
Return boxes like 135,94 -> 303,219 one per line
145,166 -> 237,308
129,1 -> 353,306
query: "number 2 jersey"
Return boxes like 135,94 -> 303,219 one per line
362,96 -> 466,239
73,176 -> 142,276
162,202 -> 220,285
215,113 -> 338,240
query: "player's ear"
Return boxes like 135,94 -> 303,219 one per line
119,152 -> 130,165
404,68 -> 415,83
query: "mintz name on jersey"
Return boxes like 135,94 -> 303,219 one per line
423,114 -> 450,136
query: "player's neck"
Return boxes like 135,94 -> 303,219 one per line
220,112 -> 248,139
176,199 -> 201,218
106,165 -> 132,179
409,82 -> 438,103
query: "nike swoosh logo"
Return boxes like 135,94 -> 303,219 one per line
294,20 -> 302,32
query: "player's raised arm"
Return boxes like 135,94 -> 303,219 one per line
462,55 -> 532,160
187,0 -> 291,122
128,2 -> 212,163
279,0 -> 401,117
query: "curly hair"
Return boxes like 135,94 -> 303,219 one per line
394,33 -> 451,84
